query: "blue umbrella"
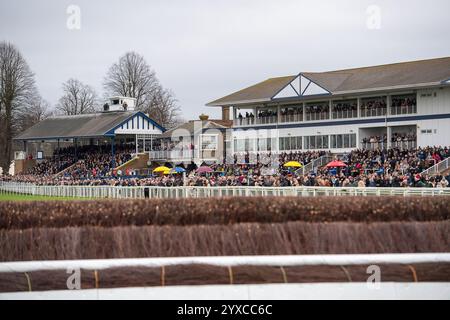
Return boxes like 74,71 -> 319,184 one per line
170,166 -> 186,174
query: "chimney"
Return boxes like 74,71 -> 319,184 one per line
222,106 -> 230,120
199,113 -> 209,121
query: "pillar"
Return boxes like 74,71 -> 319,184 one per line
222,106 -> 230,121
111,136 -> 116,169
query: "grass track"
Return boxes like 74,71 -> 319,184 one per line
0,193 -> 89,201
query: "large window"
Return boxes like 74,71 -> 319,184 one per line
257,137 -> 277,151
234,138 -> 256,152
304,135 -> 329,149
201,135 -> 218,150
279,136 -> 302,151
330,133 -> 357,148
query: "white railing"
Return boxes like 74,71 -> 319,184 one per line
280,113 -> 303,123
331,109 -> 358,119
256,115 -> 277,125
297,154 -> 334,175
1,181 -> 449,199
149,149 -> 194,160
421,157 -> 450,176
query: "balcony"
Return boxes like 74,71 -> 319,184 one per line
233,117 -> 255,126
390,105 -> 417,115
332,109 -> 358,119
280,113 -> 303,123
305,112 -> 330,121
233,116 -> 277,126
360,107 -> 387,117
149,149 -> 194,161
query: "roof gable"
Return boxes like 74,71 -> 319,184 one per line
14,111 -> 165,140
207,57 -> 450,106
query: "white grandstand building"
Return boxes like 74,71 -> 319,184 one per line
207,57 -> 450,155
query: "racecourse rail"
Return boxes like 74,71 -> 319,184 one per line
1,181 -> 450,198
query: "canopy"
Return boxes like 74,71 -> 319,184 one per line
196,166 -> 213,174
326,160 -> 347,168
153,166 -> 170,173
283,161 -> 303,168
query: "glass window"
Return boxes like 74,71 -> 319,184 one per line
201,135 -> 217,150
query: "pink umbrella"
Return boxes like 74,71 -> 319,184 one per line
196,166 -> 213,174
326,160 -> 347,167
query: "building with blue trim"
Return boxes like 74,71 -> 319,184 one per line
207,57 -> 450,155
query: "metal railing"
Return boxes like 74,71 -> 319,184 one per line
390,105 -> 417,115
305,112 -> 330,121
421,157 -> 450,176
149,149 -> 194,160
297,154 -> 334,175
256,115 -> 277,125
360,107 -> 387,117
332,109 -> 358,119
280,113 -> 303,123
2,181 -> 448,199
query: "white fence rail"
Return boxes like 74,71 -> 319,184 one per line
1,181 -> 449,199
421,157 -> 450,176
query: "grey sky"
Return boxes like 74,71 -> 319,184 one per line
1,0 -> 449,120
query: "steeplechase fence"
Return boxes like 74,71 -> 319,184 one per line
1,181 -> 450,199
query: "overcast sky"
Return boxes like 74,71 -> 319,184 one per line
1,0 -> 449,120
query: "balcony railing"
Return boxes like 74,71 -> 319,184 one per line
280,113 -> 303,123
390,105 -> 417,115
305,112 -> 330,121
360,107 -> 387,117
150,150 -> 194,160
391,140 -> 417,150
332,109 -> 358,119
233,117 -> 255,126
256,115 -> 278,125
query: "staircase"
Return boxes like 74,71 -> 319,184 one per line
115,153 -> 150,172
296,154 -> 334,175
55,160 -> 80,177
420,157 -> 450,176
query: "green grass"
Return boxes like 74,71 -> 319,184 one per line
0,193 -> 91,201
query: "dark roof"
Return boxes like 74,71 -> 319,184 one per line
206,76 -> 297,106
207,57 -> 450,106
15,111 -> 140,140
160,119 -> 232,139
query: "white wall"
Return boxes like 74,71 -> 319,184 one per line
417,87 -> 450,115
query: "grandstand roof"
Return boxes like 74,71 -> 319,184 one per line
207,57 -> 450,106
14,111 -> 165,140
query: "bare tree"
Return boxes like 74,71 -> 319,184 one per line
146,87 -> 182,128
17,93 -> 53,131
56,78 -> 97,115
0,42 -> 36,173
103,51 -> 181,128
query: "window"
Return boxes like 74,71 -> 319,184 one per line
330,134 -> 357,148
201,135 -> 218,150
279,136 -> 302,151
304,135 -> 329,149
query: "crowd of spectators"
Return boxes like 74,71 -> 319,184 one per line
360,98 -> 387,116
391,97 -> 417,114
2,146 -> 449,188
